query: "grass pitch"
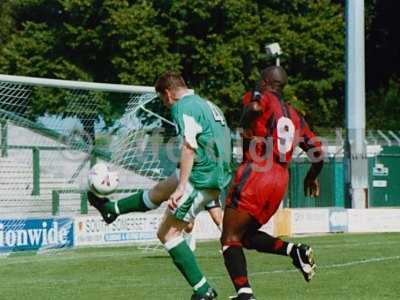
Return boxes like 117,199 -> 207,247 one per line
1,233 -> 400,300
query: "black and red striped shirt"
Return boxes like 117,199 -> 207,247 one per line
241,91 -> 322,165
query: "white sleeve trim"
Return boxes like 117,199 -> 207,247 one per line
182,114 -> 203,149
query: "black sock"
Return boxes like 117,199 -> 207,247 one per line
223,244 -> 252,293
243,230 -> 292,256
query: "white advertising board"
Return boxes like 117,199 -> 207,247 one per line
74,208 -> 400,247
75,211 -> 226,247
348,209 -> 400,232
74,213 -> 162,246
259,215 -> 274,235
291,209 -> 330,234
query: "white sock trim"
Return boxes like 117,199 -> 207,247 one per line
164,235 -> 185,251
287,242 -> 294,256
222,245 -> 230,253
143,190 -> 158,209
238,287 -> 253,295
114,202 -> 120,215
193,277 -> 207,291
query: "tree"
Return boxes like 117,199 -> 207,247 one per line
257,0 -> 345,127
152,0 -> 344,127
364,0 -> 400,129
0,0 -> 345,129
105,1 -> 181,84
0,0 -> 13,49
366,78 -> 400,130
366,0 -> 400,91
0,0 -> 176,125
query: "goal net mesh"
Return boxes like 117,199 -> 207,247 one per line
0,75 -> 178,218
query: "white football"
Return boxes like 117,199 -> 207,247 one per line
88,163 -> 119,197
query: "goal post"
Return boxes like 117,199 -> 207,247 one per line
0,74 -> 179,217
0,74 -> 155,93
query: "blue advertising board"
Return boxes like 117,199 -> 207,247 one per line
0,218 -> 74,253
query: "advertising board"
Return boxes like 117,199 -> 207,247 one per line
0,218 -> 74,253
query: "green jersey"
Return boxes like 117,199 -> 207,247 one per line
171,93 -> 232,190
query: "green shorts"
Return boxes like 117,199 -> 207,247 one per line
172,170 -> 219,222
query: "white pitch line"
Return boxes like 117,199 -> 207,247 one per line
243,255 -> 400,278
1,254 -> 399,292
319,255 -> 400,269
315,240 -> 400,249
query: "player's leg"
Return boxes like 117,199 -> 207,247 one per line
220,162 -> 257,299
243,228 -> 316,281
205,201 -> 223,232
182,200 -> 223,252
243,229 -> 293,255
241,192 -> 294,257
221,207 -> 257,300
241,163 -> 316,282
183,221 -> 196,251
158,187 -> 219,300
88,172 -> 179,222
157,213 -> 216,300
183,201 -> 223,252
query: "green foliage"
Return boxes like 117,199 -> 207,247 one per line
260,0 -> 345,126
153,0 -> 262,124
0,0 -> 345,128
106,1 -> 181,84
367,78 -> 400,130
0,22 -> 90,80
0,0 -> 13,48
151,0 -> 345,126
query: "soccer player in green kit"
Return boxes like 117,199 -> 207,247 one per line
88,71 -> 232,300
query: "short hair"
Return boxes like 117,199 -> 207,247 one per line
155,71 -> 187,94
261,66 -> 288,93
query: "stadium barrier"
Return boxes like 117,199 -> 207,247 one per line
74,213 -> 163,246
0,217 -> 74,254
287,145 -> 400,208
273,207 -> 400,236
1,207 -> 400,253
369,146 -> 400,207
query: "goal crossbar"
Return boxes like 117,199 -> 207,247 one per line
0,74 -> 155,94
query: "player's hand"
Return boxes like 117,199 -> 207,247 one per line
304,177 -> 320,197
168,186 -> 185,211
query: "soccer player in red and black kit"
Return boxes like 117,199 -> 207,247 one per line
221,66 -> 324,300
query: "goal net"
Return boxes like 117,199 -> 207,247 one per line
0,74 -> 179,218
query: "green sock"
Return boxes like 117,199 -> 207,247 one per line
103,190 -> 154,215
166,236 -> 211,296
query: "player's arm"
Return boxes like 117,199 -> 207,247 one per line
240,91 -> 264,128
241,102 -> 262,126
299,119 -> 324,197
